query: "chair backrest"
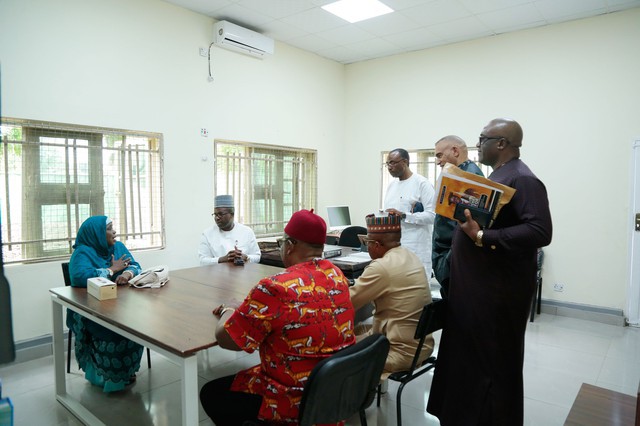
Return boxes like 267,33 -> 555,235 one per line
536,248 -> 544,279
406,298 -> 447,373
298,334 -> 390,426
61,262 -> 71,287
338,226 -> 367,248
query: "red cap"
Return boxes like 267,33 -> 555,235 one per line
284,209 -> 326,245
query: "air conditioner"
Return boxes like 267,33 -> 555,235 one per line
213,20 -> 274,58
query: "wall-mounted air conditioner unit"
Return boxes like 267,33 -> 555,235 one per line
213,20 -> 274,58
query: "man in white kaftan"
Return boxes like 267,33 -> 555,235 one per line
198,195 -> 261,265
383,148 -> 436,273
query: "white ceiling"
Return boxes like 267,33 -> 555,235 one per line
163,0 -> 640,64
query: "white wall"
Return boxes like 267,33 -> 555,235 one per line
0,0 -> 346,341
2,0 -> 639,342
344,8 -> 640,311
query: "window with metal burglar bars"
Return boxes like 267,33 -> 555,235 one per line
214,140 -> 317,237
0,118 -> 165,264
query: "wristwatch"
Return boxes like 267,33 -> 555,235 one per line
401,213 -> 406,220
475,230 -> 484,247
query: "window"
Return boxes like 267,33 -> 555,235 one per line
0,118 -> 165,264
214,140 -> 317,237
380,148 -> 489,206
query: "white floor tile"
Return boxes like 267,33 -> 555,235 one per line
523,362 -> 588,408
524,342 -> 604,382
597,355 -> 640,396
1,315 -> 639,425
606,327 -> 640,361
523,397 -> 570,426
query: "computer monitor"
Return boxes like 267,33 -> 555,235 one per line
327,206 -> 351,231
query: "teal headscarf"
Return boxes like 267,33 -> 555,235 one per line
73,216 -> 111,257
68,216 -> 140,287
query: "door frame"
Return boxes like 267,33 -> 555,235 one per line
627,138 -> 640,326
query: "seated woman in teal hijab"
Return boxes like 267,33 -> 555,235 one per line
66,215 -> 144,392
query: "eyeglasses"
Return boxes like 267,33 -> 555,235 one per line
478,135 -> 508,147
277,237 -> 296,248
385,159 -> 405,167
212,211 -> 231,218
357,235 -> 377,246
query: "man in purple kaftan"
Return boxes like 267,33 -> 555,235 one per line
427,118 -> 553,426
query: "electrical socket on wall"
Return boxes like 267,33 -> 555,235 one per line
553,282 -> 564,292
199,47 -> 208,57
200,128 -> 208,137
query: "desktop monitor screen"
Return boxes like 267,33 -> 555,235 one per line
327,206 -> 351,230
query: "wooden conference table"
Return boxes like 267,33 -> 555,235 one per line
50,262 -> 282,426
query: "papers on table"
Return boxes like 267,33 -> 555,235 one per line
334,252 -> 371,263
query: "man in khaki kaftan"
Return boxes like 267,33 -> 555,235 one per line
349,214 -> 433,378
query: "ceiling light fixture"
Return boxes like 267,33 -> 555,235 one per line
322,0 -> 394,24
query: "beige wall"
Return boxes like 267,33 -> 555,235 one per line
1,0 -> 639,342
344,8 -> 640,311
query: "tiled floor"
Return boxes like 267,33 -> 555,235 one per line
1,312 -> 639,425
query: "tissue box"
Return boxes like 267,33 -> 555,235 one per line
87,277 -> 117,300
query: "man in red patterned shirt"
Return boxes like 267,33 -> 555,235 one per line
200,209 -> 356,425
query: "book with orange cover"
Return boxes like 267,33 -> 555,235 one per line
435,163 -> 516,228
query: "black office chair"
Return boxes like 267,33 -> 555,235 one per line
377,298 -> 446,426
62,262 -> 151,373
338,226 -> 367,248
530,248 -> 544,322
299,334 -> 389,426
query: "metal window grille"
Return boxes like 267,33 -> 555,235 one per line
214,140 -> 317,237
0,118 -> 165,264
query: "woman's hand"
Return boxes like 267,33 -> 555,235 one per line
111,254 -> 131,273
114,271 -> 133,286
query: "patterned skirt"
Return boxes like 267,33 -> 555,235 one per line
67,311 -> 144,392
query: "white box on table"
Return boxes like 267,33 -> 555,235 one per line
87,277 -> 117,300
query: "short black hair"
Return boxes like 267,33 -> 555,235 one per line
390,148 -> 409,161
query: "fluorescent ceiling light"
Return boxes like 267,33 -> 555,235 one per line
322,0 -> 394,24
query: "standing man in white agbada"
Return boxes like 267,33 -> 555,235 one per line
198,195 -> 261,265
384,148 -> 436,273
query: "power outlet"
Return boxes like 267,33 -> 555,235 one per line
199,47 -> 208,57
200,128 -> 208,137
553,282 -> 564,292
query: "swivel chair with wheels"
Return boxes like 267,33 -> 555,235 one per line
338,226 -> 367,248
